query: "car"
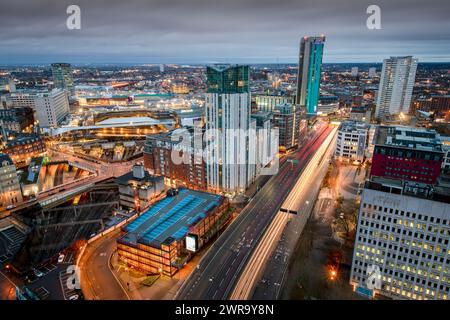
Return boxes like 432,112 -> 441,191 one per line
68,294 -> 79,300
58,254 -> 65,264
6,205 -> 16,210
32,268 -> 44,278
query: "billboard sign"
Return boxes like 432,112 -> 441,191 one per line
186,234 -> 198,252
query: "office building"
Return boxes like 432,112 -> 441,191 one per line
0,153 -> 23,211
375,56 -> 418,119
371,126 -> 444,184
441,136 -> 450,175
317,95 -> 339,115
255,95 -> 292,112
272,103 -> 303,152
117,188 -> 229,276
250,112 -> 277,177
0,77 -> 16,93
368,67 -> 377,78
10,89 -> 70,128
205,64 -> 254,195
350,177 -> 450,300
51,63 -> 74,96
350,106 -> 372,124
335,120 -> 369,162
296,35 -> 326,115
351,67 -> 359,77
116,164 -> 165,211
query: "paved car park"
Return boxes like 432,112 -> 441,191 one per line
59,269 -> 80,300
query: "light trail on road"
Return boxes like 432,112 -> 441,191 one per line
176,123 -> 335,300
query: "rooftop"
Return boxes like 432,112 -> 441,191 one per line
375,126 -> 443,152
0,153 -> 13,166
96,116 -> 158,125
338,120 -> 369,133
119,189 -> 223,247
116,169 -> 163,186
366,176 -> 450,204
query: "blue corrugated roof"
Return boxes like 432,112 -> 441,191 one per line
121,188 -> 223,247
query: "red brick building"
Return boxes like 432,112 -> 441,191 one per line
412,95 -> 450,117
0,131 -> 46,168
370,126 -> 444,184
144,130 -> 207,191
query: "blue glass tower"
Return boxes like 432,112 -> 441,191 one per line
295,36 -> 325,115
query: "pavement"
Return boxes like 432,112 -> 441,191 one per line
279,161 -> 365,300
176,122 -> 335,300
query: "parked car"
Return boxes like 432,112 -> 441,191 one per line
58,254 -> 65,264
32,268 -> 44,278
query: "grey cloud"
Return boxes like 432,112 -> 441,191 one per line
0,0 -> 449,64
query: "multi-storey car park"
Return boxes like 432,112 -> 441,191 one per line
117,188 -> 230,276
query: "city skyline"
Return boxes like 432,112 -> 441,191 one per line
1,0 -> 450,64
1,0 -> 449,306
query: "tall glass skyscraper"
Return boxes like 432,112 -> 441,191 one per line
51,63 -> 74,96
205,64 -> 254,195
295,36 -> 326,115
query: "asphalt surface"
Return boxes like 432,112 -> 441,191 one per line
176,124 -> 334,300
252,129 -> 337,299
79,229 -> 129,300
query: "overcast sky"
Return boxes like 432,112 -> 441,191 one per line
1,0 -> 449,64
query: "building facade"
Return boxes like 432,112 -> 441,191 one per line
412,95 -> 450,117
441,136 -> 450,175
51,63 -> 75,96
255,95 -> 292,112
250,112 -> 277,177
350,106 -> 372,124
0,130 -> 46,168
335,120 -> 369,162
117,189 -> 230,276
317,95 -> 339,115
143,130 -> 208,191
0,77 -> 16,93
272,103 -> 302,152
0,154 -> 23,211
370,126 -> 444,184
116,164 -> 165,211
296,35 -> 326,115
10,89 -> 70,128
205,64 -> 254,195
375,56 -> 418,119
0,107 -> 34,132
350,178 -> 450,300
